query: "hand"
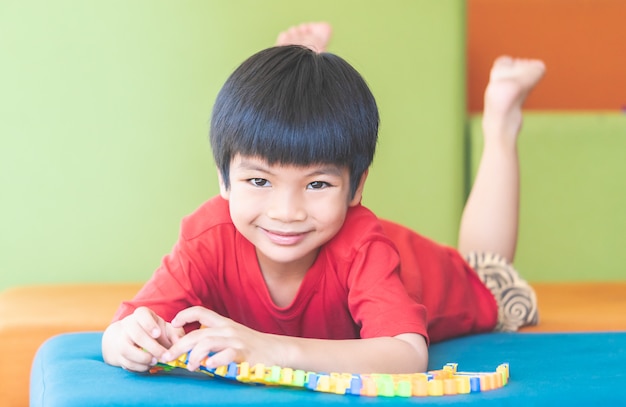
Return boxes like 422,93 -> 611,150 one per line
101,306 -> 185,372
163,306 -> 284,372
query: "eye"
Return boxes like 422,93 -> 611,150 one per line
249,178 -> 270,187
308,181 -> 330,190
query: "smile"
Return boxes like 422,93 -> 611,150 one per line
261,228 -> 309,246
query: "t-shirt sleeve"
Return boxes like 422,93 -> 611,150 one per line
346,239 -> 429,344
112,237 -> 212,324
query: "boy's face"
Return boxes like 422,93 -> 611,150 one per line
219,154 -> 365,274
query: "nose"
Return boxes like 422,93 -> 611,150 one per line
266,188 -> 307,222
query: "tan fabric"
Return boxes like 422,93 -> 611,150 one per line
465,252 -> 539,332
520,282 -> 626,333
0,283 -> 142,407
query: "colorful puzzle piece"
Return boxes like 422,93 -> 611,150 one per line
149,356 -> 509,398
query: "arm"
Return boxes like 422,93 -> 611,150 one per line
280,332 -> 428,374
101,244 -> 204,371
163,307 -> 428,374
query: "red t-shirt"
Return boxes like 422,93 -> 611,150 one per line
114,196 -> 497,343
379,220 -> 498,342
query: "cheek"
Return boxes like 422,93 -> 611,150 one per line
228,189 -> 265,225
313,200 -> 349,231
227,195 -> 250,224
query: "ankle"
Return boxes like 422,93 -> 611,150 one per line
482,111 -> 522,146
483,130 -> 517,157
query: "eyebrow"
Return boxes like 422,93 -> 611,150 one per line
236,159 -> 344,178
236,160 -> 272,173
307,166 -> 344,177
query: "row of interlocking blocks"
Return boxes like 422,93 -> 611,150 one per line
153,354 -> 509,398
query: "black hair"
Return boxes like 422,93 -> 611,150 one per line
210,45 -> 379,198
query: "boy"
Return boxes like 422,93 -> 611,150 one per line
102,24 -> 545,375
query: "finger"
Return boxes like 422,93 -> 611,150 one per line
125,321 -> 168,358
185,335 -> 241,371
165,324 -> 186,345
203,347 -> 237,370
124,310 -> 169,359
185,332 -> 230,368
120,359 -> 152,373
171,306 -> 223,329
152,319 -> 177,348
134,307 -> 163,339
119,345 -> 157,372
161,329 -> 202,363
163,327 -> 224,367
186,345 -> 212,371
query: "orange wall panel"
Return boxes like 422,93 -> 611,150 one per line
468,0 -> 626,112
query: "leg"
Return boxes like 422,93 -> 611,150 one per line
458,56 -> 545,263
275,22 -> 333,53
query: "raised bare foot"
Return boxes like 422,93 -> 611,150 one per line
483,56 -> 546,144
275,22 -> 333,53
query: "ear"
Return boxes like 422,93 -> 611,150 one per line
217,168 -> 230,200
348,169 -> 368,207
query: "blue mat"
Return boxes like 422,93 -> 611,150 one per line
31,331 -> 626,406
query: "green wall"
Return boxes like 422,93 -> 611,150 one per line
0,1 -> 466,290
469,113 -> 626,282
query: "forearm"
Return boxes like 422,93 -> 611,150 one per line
274,333 -> 428,374
165,307 -> 428,375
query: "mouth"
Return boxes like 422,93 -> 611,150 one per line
261,228 -> 309,246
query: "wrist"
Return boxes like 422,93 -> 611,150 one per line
269,333 -> 300,369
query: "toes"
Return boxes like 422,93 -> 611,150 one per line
494,55 -> 514,67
